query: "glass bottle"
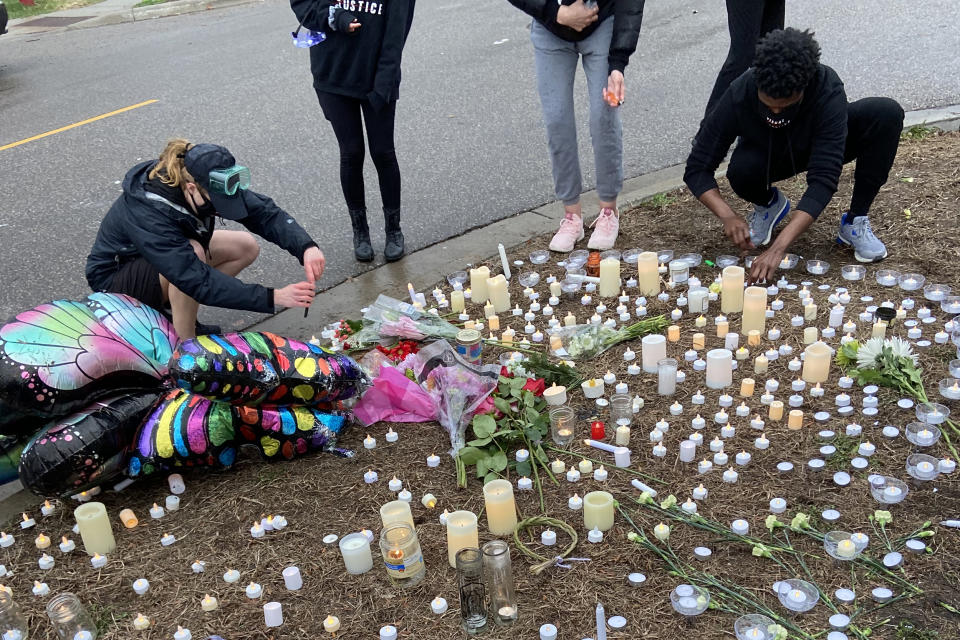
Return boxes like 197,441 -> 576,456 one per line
0,591 -> 28,640
586,251 -> 602,277
45,593 -> 97,640
456,548 -> 487,634
482,540 -> 518,627
379,522 -> 426,588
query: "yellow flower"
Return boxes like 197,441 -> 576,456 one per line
790,512 -> 810,530
660,495 -> 678,510
627,532 -> 640,542
873,510 -> 892,526
638,491 -> 654,505
765,514 -> 783,531
653,522 -> 671,542
768,624 -> 788,640
751,543 -> 772,558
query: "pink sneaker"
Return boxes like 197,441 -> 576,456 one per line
587,207 -> 619,250
549,212 -> 584,252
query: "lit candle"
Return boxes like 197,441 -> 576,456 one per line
160,533 -> 176,546
363,434 -> 377,449
75,502 -> 116,555
568,494 -> 583,510
246,582 -> 263,599
32,580 -> 50,597
801,341 -> 832,384
364,469 -> 379,484
385,427 -> 398,443
133,613 -> 151,630
431,596 -> 449,615
40,500 -> 55,517
323,615 -> 341,634
223,569 -> 241,583
446,511 -> 479,567
90,553 -> 107,569
483,479 -> 518,536
251,521 -> 266,539
721,266 -> 745,313
19,513 -> 35,530
201,594 -> 219,612
132,578 -> 150,595
59,536 -> 75,553
339,533 -> 373,575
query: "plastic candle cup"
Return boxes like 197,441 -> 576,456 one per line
223,569 -> 241,584
149,503 -> 165,520
41,500 -> 55,517
363,434 -> 377,449
568,494 -> 583,510
165,495 -> 180,512
322,615 -> 341,634
174,626 -> 193,640
132,613 -> 151,630
132,578 -> 150,595
90,553 -> 107,568
264,602 -> 283,628
160,533 -> 176,547
200,594 -> 219,612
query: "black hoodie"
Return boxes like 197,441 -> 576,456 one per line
86,162 -> 316,314
290,0 -> 415,108
507,0 -> 645,74
684,64 -> 848,219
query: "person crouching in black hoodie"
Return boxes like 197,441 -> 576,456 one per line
684,28 -> 904,284
86,139 -> 325,339
290,0 -> 415,263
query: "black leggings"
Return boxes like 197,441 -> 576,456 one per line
704,0 -> 785,116
316,90 -> 401,212
726,98 -> 905,218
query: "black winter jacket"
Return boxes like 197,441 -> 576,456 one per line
290,0 -> 415,107
506,0 -> 644,74
85,162 -> 316,314
685,64 -> 848,219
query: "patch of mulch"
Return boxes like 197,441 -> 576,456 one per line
2,132 -> 959,640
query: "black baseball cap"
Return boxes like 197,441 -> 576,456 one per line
183,143 -> 248,220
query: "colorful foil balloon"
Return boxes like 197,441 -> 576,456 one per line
0,294 -> 177,431
170,332 -> 367,407
18,392 -> 159,495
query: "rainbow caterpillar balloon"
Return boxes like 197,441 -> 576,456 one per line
0,294 -> 366,496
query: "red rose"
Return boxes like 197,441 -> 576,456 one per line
522,378 -> 546,397
500,366 -> 513,378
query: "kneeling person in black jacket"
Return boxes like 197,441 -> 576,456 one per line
86,139 -> 325,339
684,28 -> 904,284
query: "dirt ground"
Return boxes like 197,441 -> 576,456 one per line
2,131 -> 959,640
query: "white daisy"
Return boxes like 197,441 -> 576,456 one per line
886,337 -> 918,366
856,338 -> 886,370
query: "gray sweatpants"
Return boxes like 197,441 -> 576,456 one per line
531,17 -> 624,206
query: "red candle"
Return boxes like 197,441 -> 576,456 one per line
590,420 -> 606,440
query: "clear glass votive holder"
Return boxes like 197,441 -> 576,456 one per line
549,406 -> 575,446
447,271 -> 468,287
898,273 -> 925,291
875,269 -> 900,286
942,296 -> 960,315
529,250 -> 550,265
482,540 -> 518,627
46,592 -> 98,640
379,522 -> 426,588
621,248 -> 642,264
657,250 -> 674,263
950,359 -> 960,379
779,254 -> 800,270
805,259 -> 830,275
869,475 -> 908,504
671,584 -> 710,616
610,393 -> 633,427
0,591 -> 29,640
841,265 -> 866,281
716,255 -> 739,268
657,358 -> 678,396
906,453 -> 940,481
457,548 -> 488,635
824,530 -> 862,561
567,250 -> 589,269
777,579 -> 818,613
915,402 -> 949,424
924,283 -> 951,301
735,614 -> 776,640
678,252 -> 703,268
906,421 -> 941,447
517,271 -> 540,288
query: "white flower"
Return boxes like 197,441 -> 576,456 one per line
856,338 -> 886,369
886,337 -> 918,366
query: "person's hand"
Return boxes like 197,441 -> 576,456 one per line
275,282 -> 316,309
557,0 -> 599,31
606,70 -> 625,104
748,246 -> 785,285
348,20 -> 361,33
721,216 -> 755,253
303,246 -> 326,283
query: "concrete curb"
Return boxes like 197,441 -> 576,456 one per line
56,0 -> 263,31
252,105 -> 960,338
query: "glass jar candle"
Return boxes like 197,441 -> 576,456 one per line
457,548 -> 488,634
549,406 -> 575,446
482,541 -> 518,627
657,358 -> 678,396
609,393 -> 633,427
0,592 -> 28,640
379,523 -> 426,588
46,592 -> 97,640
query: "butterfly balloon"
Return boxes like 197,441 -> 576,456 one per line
1,293 -> 366,496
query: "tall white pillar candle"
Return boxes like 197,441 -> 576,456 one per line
486,275 -> 511,313
637,252 -> 660,296
741,286 -> 767,335
470,266 -> 491,303
482,479 -> 518,536
497,243 -> 511,280
446,511 -> 479,567
705,349 -> 734,389
801,341 -> 832,384
451,290 -> 465,313
599,258 -> 621,298
74,502 -> 116,556
379,501 -> 415,530
721,266 -> 745,313
641,334 -> 667,373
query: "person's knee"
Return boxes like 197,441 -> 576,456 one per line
238,232 -> 260,263
724,159 -> 752,198
874,97 -> 905,132
370,148 -> 397,168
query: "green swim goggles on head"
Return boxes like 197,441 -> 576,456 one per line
208,165 -> 251,196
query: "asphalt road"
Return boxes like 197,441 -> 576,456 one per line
1,0 -> 958,330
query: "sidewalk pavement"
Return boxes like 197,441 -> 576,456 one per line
5,0 -> 261,36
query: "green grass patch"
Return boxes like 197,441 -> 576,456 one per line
902,124 -> 937,141
645,192 -> 677,209
6,0 -> 104,20
133,0 -> 170,8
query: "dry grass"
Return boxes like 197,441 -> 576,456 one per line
2,133 -> 960,640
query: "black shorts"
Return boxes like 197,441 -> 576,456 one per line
106,257 -> 166,313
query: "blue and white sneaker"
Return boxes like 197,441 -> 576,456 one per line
837,213 -> 888,262
748,187 -> 791,247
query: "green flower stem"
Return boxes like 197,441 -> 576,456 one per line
542,445 -> 666,484
524,436 -> 546,514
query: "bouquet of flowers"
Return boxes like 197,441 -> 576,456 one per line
347,295 -> 460,348
551,316 -> 668,360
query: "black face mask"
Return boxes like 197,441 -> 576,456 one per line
760,99 -> 803,129
194,193 -> 217,218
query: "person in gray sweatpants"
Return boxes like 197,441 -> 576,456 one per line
508,0 -> 644,252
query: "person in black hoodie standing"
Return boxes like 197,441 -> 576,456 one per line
684,29 -> 904,284
86,140 -> 324,339
291,0 -> 415,263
